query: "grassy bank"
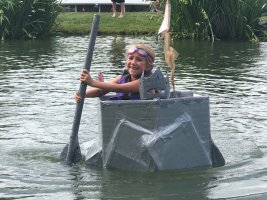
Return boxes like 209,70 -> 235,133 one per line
52,12 -> 163,36
52,11 -> 266,40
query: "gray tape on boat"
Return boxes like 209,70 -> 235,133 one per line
81,92 -> 225,171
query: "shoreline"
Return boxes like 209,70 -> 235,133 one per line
52,12 -> 267,41
52,12 -> 163,36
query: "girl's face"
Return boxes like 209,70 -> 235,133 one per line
126,52 -> 148,79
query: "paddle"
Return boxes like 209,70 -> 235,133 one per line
60,14 -> 100,165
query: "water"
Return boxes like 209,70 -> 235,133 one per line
0,35 -> 266,199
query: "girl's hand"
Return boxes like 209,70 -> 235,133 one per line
74,91 -> 81,103
80,69 -> 94,85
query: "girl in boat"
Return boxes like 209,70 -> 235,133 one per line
74,43 -> 155,102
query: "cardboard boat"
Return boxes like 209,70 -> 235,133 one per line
81,68 -> 225,171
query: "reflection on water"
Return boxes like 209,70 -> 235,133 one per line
99,169 -> 212,199
0,36 -> 266,200
109,36 -> 126,69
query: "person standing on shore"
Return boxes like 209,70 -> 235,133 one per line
111,0 -> 125,18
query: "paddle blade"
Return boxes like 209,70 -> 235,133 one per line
60,143 -> 82,164
211,139 -> 225,167
60,144 -> 68,161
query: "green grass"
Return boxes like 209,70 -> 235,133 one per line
52,12 -> 163,35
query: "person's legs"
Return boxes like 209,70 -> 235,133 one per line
118,2 -> 125,18
112,1 -> 116,17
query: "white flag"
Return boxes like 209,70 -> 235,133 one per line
158,0 -> 171,35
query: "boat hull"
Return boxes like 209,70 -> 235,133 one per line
81,91 -> 225,171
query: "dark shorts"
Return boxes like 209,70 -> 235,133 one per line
111,0 -> 125,3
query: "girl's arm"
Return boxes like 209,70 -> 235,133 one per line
90,79 -> 140,93
81,69 -> 140,93
74,72 -> 121,102
85,75 -> 121,97
85,87 -> 108,98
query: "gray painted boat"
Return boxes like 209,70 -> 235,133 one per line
81,68 -> 225,171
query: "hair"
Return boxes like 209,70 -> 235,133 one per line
126,43 -> 155,69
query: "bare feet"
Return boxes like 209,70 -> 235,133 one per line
112,13 -> 116,17
118,15 -> 124,18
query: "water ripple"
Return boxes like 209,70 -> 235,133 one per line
0,36 -> 266,199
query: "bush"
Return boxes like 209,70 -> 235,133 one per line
0,0 -> 62,40
160,0 -> 266,41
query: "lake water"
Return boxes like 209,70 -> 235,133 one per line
0,35 -> 266,199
